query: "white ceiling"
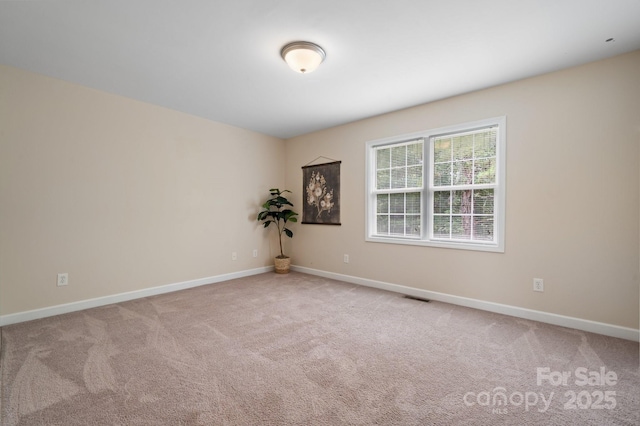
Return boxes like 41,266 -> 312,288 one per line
1,1 -> 639,139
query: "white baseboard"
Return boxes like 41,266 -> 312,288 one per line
0,266 -> 273,327
291,265 -> 640,342
4,265 -> 637,342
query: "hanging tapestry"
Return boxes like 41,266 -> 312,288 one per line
302,161 -> 341,225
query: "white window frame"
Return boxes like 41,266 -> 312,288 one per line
365,116 -> 506,253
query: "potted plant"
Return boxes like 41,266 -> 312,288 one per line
257,188 -> 298,274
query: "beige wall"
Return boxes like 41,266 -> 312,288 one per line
285,51 -> 640,329
0,65 -> 285,316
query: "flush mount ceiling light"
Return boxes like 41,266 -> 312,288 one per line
281,41 -> 326,74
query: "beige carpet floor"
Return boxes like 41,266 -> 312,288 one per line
1,272 -> 638,425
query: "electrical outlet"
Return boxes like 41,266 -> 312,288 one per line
57,273 -> 68,287
253,249 -> 258,258
343,254 -> 349,263
232,252 -> 237,261
533,278 -> 544,292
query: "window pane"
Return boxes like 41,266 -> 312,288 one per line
391,168 -> 406,188
377,215 -> 389,234
376,170 -> 390,189
433,191 -> 450,214
453,134 -> 474,160
452,216 -> 471,239
451,190 -> 472,214
473,216 -> 494,240
391,146 -> 406,168
433,215 -> 450,238
390,215 -> 404,234
406,192 -> 420,214
474,129 -> 497,158
406,215 -> 420,236
451,190 -> 461,213
473,189 -> 494,214
434,138 -> 451,163
390,193 -> 405,213
377,148 -> 390,169
453,161 -> 473,185
474,158 -> 495,184
433,163 -> 451,186
407,143 -> 422,166
376,194 -> 389,214
407,166 -> 422,188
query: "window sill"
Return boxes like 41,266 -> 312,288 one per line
365,235 -> 504,253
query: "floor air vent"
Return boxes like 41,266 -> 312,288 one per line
403,295 -> 431,303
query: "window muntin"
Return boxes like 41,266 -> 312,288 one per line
366,117 -> 505,252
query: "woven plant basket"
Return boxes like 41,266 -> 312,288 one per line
274,256 -> 291,274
